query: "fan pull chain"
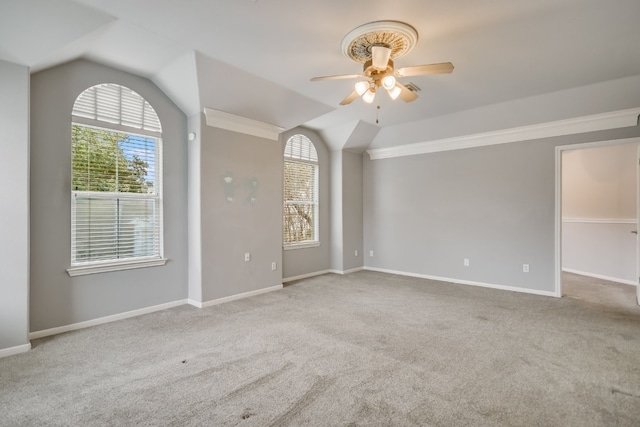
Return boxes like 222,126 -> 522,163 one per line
376,105 -> 380,124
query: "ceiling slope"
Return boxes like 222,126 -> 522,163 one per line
1,0 -> 640,150
194,51 -> 332,130
0,0 -> 114,68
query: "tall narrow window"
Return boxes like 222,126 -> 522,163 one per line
70,83 -> 164,273
283,134 -> 319,247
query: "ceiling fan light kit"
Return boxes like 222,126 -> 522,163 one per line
362,89 -> 376,104
311,20 -> 454,107
354,81 -> 369,96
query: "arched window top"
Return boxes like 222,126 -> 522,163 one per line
285,134 -> 317,163
73,83 -> 162,134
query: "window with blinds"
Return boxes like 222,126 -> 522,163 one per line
70,84 -> 163,268
283,134 -> 319,245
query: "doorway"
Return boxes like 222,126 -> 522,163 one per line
555,137 -> 640,304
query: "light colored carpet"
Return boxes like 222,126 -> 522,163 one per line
562,271 -> 638,310
1,270 -> 639,426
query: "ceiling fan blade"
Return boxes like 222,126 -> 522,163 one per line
396,62 -> 454,77
311,73 -> 363,81
339,90 -> 359,105
371,46 -> 392,70
396,82 -> 418,103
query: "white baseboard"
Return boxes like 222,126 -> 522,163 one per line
190,284 -> 283,308
363,266 -> 558,297
283,267 -> 364,283
29,299 -> 188,340
562,268 -> 637,286
282,269 -> 333,283
0,342 -> 31,359
329,267 -> 364,275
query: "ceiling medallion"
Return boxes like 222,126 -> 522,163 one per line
341,20 -> 419,64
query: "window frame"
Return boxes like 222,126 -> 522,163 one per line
66,84 -> 166,276
283,134 -> 320,250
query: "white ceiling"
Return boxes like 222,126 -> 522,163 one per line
2,0 -> 640,151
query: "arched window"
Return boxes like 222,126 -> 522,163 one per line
70,83 -> 164,272
283,134 -> 319,247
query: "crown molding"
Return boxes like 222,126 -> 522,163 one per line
203,107 -> 284,141
367,107 -> 640,160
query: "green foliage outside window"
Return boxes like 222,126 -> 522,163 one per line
72,125 -> 152,194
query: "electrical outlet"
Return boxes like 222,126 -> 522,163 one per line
464,258 -> 469,267
523,264 -> 529,273
271,262 -> 277,271
369,250 -> 374,257
355,250 -> 358,257
244,252 -> 251,262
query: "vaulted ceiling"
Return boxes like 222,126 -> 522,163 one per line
2,0 -> 640,151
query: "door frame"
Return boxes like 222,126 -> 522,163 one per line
554,136 -> 640,299
637,144 -> 640,304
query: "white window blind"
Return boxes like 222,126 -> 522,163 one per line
71,84 -> 163,268
284,133 -> 318,162
73,83 -> 162,133
283,134 -> 319,245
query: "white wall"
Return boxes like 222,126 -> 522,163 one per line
562,143 -> 638,284
330,150 -> 343,272
0,60 -> 30,355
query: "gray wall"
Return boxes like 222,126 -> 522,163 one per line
341,150 -> 364,271
281,127 -> 331,279
198,123 -> 282,301
30,59 -> 188,332
330,149 -> 364,273
363,127 -> 640,294
0,60 -> 30,351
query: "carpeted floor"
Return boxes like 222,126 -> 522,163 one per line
1,270 -> 639,426
562,271 -> 638,310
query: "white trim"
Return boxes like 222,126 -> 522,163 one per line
282,269 -> 333,283
203,107 -> 284,141
367,108 -> 640,160
283,241 -> 321,251
363,266 -> 558,297
0,343 -> 31,359
190,285 -> 283,308
555,144 -> 563,298
637,144 -> 640,304
555,137 -> 640,299
329,267 -> 364,275
29,299 -> 187,340
562,218 -> 636,224
187,299 -> 203,308
67,258 -> 168,276
562,268 -> 637,287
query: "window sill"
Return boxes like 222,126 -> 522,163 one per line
67,258 -> 168,277
283,242 -> 321,251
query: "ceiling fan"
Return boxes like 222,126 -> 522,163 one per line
310,21 -> 454,105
